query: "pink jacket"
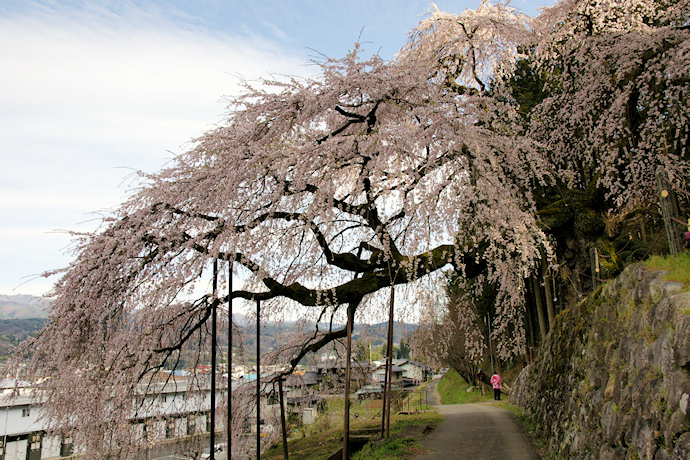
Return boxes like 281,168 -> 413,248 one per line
490,373 -> 501,389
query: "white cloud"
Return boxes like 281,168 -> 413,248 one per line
0,4 -> 313,296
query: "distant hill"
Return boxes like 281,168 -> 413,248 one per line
0,295 -> 51,359
0,294 -> 418,363
0,318 -> 47,359
354,321 -> 417,344
230,319 -> 417,366
0,294 -> 50,319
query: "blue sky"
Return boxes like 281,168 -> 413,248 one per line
0,0 -> 555,297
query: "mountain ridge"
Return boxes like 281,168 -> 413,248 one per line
0,295 -> 418,362
0,294 -> 50,319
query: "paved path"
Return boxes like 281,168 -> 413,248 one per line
417,379 -> 542,460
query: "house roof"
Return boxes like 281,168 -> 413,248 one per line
374,364 -> 405,373
0,378 -> 30,389
285,373 -> 319,386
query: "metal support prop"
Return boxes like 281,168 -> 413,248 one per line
211,260 -> 218,460
279,378 -> 288,460
343,303 -> 354,459
256,298 -> 261,460
384,285 -> 395,438
227,262 -> 233,456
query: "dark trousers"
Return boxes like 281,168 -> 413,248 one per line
494,388 -> 501,400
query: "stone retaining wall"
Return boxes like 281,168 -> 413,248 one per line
511,264 -> 690,459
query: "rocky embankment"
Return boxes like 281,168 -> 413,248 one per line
511,264 -> 690,459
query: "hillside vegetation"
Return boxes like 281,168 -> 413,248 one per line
437,368 -> 494,405
0,318 -> 47,359
0,295 -> 49,360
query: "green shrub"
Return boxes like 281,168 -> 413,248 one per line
438,368 -> 492,404
643,253 -> 690,287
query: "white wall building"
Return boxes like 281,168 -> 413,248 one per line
0,377 -> 230,460
394,359 -> 431,384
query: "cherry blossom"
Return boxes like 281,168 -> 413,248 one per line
7,1 -> 688,456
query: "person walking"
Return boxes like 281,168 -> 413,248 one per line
490,372 -> 502,401
475,369 -> 487,396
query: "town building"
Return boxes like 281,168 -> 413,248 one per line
0,377 -> 225,460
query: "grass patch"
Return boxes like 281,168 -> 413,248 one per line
643,253 -> 690,287
293,389 -> 432,440
437,368 -> 493,404
351,412 -> 443,460
352,436 -> 423,459
296,396 -> 381,438
261,411 -> 442,460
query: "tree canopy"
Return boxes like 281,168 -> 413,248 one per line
9,1 -> 690,457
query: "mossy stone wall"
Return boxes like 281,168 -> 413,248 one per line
511,264 -> 690,459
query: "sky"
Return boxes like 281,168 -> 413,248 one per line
0,0 -> 556,298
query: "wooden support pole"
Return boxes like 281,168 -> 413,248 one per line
279,378 -> 289,460
487,313 -> 494,374
541,256 -> 555,328
590,248 -> 600,290
656,168 -> 683,256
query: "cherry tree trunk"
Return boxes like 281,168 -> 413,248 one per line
531,276 -> 548,343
